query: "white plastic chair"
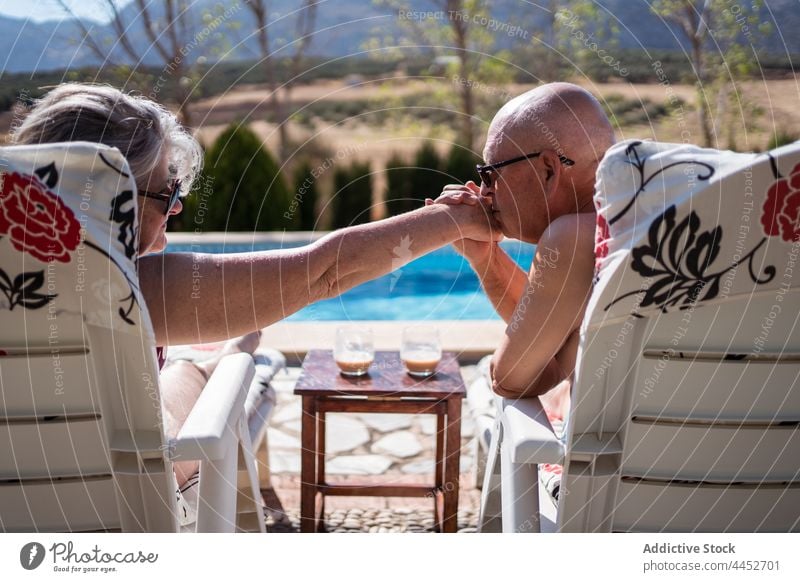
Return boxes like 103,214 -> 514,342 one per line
0,142 -> 265,532
479,140 -> 800,532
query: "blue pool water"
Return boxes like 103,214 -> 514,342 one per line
166,238 -> 535,320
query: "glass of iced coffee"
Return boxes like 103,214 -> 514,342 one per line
334,326 -> 374,376
401,325 -> 441,377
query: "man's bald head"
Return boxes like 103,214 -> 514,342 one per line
485,83 -> 615,193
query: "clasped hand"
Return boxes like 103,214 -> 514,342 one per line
425,181 -> 504,260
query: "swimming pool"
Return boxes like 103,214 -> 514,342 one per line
165,237 -> 535,321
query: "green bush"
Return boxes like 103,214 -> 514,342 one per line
183,122 -> 293,232
768,131 -> 798,150
293,159 -> 320,231
331,161 -> 373,228
384,143 -> 477,217
443,145 -> 481,186
409,142 -> 445,205
602,94 -> 679,128
384,153 -> 415,217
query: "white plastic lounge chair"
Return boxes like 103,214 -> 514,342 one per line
167,344 -> 285,531
479,140 -> 800,533
0,142 -> 269,532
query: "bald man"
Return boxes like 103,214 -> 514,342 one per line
432,83 -> 615,401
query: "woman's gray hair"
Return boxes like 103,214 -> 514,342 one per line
11,83 -> 202,192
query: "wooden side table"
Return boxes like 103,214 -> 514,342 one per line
294,350 -> 466,533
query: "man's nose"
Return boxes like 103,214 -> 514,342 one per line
169,198 -> 184,216
479,181 -> 495,198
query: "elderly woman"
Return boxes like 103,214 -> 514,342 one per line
11,83 -> 498,487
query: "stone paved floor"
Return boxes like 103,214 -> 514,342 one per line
262,364 -> 482,532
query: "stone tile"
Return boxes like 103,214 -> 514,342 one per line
326,414 -> 370,454
272,381 -> 299,396
400,455 -> 474,474
280,367 -> 303,380
326,454 -> 393,475
400,459 -> 434,475
281,420 -> 302,435
357,413 -> 413,433
271,400 -> 302,424
460,415 -> 475,438
274,390 -> 298,404
417,416 -> 437,436
459,365 -> 478,386
269,450 -> 301,474
371,431 -> 422,458
414,409 -> 473,437
267,427 -> 301,450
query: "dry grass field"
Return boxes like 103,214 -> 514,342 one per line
190,76 -> 799,166
3,77 -> 796,163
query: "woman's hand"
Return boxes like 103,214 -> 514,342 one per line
426,181 -> 502,263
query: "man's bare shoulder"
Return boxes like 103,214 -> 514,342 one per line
535,212 -> 596,274
541,212 -> 596,244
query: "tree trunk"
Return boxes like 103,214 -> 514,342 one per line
178,100 -> 193,128
449,1 -> 474,149
250,1 -> 289,160
692,36 -> 715,147
458,59 -> 475,150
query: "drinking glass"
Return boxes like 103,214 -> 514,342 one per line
334,326 -> 374,376
401,325 -> 442,377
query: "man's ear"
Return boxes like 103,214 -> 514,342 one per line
540,150 -> 562,201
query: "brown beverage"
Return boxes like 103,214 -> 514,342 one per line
334,350 -> 374,376
401,349 -> 441,377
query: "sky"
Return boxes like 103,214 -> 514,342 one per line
0,0 -> 134,23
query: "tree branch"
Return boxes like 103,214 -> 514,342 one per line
54,0 -> 124,66
135,0 -> 174,63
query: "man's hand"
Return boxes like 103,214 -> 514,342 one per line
426,181 -> 502,263
425,181 -> 502,245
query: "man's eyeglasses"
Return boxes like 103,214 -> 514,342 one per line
139,179 -> 182,215
476,152 -> 575,188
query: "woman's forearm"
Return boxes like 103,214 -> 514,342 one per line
310,203 -> 483,296
141,203 -> 496,345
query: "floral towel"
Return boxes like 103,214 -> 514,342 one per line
0,141 -> 149,337
590,139 -> 800,327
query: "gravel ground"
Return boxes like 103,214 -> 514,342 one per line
265,506 -> 478,533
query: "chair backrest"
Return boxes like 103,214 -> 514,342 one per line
0,142 -> 177,532
559,140 -> 800,532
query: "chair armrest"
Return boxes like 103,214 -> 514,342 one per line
500,396 -> 566,465
169,353 -> 255,461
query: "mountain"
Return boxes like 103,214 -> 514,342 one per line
0,0 -> 796,74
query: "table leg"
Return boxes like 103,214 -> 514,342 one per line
442,397 -> 462,533
300,396 -> 317,532
434,410 -> 445,531
316,409 -> 326,531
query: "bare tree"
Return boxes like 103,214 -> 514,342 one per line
244,0 -> 319,162
56,0 -> 199,126
651,0 -> 715,146
373,0 -> 501,151
444,0 -> 477,151
651,0 -> 765,148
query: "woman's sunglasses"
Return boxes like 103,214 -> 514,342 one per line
139,179 -> 182,215
476,151 -> 575,189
